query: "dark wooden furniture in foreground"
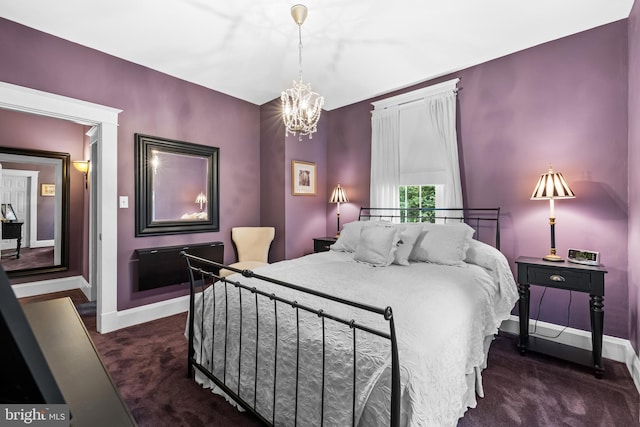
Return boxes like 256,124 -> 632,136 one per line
313,236 -> 337,253
135,241 -> 223,291
23,297 -> 136,426
516,256 -> 607,378
2,221 -> 24,258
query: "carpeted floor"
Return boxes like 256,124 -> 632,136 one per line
0,246 -> 54,271
82,312 -> 261,427
459,334 -> 639,426
84,313 -> 639,426
18,290 -> 640,426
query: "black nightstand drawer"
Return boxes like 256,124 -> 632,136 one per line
528,267 -> 592,292
313,237 -> 337,253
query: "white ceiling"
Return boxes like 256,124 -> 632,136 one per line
0,0 -> 633,110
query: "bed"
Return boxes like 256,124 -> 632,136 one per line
182,207 -> 519,426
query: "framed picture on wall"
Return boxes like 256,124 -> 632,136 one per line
41,183 -> 55,196
291,160 -> 316,196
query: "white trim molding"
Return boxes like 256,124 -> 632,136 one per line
99,296 -> 190,332
0,81 -> 121,334
11,275 -> 87,298
500,315 -> 640,395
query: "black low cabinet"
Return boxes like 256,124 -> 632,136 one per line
135,242 -> 224,291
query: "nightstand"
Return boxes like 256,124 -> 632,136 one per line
515,256 -> 607,378
313,236 -> 337,253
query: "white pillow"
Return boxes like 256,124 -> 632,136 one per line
354,223 -> 398,267
410,222 -> 475,266
464,239 -> 504,282
331,221 -> 365,252
393,225 -> 423,266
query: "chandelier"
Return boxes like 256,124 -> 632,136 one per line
281,4 -> 324,140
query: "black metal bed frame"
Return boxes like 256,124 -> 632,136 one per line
182,207 -> 501,426
182,253 -> 401,427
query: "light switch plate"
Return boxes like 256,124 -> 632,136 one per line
119,196 -> 129,209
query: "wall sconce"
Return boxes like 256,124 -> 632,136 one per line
531,164 -> 575,261
195,192 -> 207,212
329,184 -> 349,236
72,160 -> 90,189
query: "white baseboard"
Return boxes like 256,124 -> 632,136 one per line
98,295 -> 190,333
500,315 -> 640,395
11,275 -> 87,298
29,239 -> 55,248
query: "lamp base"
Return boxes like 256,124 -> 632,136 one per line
543,253 -> 564,262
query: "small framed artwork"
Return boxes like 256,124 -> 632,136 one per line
291,160 -> 316,196
41,183 -> 56,196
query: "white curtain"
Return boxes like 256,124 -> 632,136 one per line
426,91 -> 463,209
370,108 -> 400,210
370,79 -> 463,210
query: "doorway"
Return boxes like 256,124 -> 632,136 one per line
0,81 -> 121,333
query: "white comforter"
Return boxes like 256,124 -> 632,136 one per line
189,249 -> 518,426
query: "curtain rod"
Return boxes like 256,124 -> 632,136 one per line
371,77 -> 460,112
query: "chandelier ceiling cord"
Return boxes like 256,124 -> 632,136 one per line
281,4 -> 324,140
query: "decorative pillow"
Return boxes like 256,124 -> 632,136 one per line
464,239 -> 504,282
330,221 -> 365,252
393,225 -> 423,266
331,220 -> 389,252
354,223 -> 398,267
409,222 -> 475,266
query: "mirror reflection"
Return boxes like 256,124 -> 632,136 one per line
150,151 -> 209,222
0,148 -> 69,276
135,134 -> 219,236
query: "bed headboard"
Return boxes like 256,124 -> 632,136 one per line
358,207 -> 501,250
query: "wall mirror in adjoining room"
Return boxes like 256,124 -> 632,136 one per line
135,134 -> 219,236
0,147 -> 70,277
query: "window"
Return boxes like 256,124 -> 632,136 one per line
399,185 -> 442,222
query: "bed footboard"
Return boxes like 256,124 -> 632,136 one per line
182,252 -> 400,427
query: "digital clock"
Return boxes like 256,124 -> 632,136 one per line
567,248 -> 600,266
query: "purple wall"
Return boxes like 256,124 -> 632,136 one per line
327,21 -> 630,339
283,115 -> 328,259
0,18 -> 261,309
259,99 -> 328,261
0,109 -> 87,281
260,100 -> 287,261
628,0 -> 640,353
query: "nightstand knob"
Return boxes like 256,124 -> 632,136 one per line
550,274 -> 566,282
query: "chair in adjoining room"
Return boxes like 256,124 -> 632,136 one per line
219,227 -> 275,278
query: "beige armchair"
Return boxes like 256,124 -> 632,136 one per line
219,227 -> 275,278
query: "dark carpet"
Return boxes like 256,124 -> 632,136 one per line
82,313 -> 261,427
0,246 -> 54,270
81,312 -> 639,426
460,333 -> 639,426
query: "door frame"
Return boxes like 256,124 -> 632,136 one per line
0,82 -> 121,333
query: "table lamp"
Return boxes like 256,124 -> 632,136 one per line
531,164 -> 575,261
195,192 -> 207,212
329,184 -> 349,236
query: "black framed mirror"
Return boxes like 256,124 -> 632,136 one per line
135,134 -> 219,236
0,147 -> 70,277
